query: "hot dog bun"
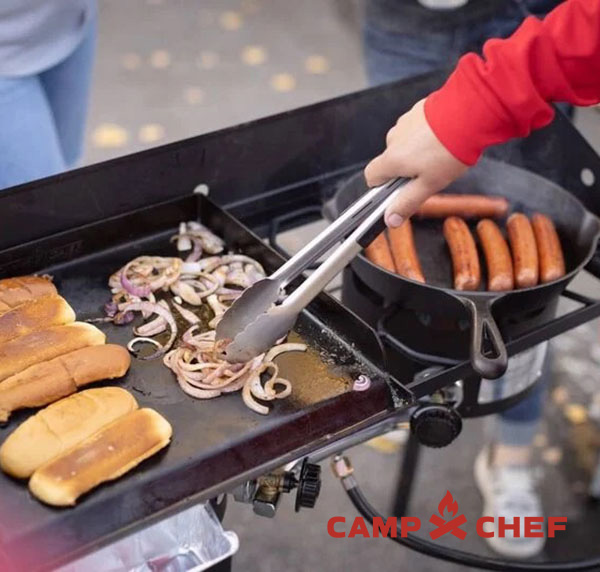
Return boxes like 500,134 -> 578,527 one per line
0,276 -> 57,315
0,296 -> 75,345
0,387 -> 138,479
29,408 -> 172,506
0,345 -> 131,422
416,194 -> 509,219
0,322 -> 105,383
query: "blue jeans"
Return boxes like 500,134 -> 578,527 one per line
363,0 -> 560,447
364,0 -> 562,85
0,19 -> 96,190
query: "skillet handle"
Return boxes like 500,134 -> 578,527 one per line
585,248 -> 600,279
461,297 -> 508,379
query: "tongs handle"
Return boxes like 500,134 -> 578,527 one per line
272,177 -> 408,287
283,178 -> 410,311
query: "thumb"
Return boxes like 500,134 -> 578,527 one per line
384,176 -> 437,228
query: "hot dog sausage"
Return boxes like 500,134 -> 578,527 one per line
443,216 -> 481,291
507,213 -> 539,288
476,219 -> 514,291
364,232 -> 396,273
388,219 -> 425,283
532,213 -> 566,283
416,194 -> 509,219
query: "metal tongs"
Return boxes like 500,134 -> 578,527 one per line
216,177 -> 410,362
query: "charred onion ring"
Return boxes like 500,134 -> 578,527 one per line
120,301 -> 178,360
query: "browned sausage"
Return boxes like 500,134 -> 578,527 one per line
416,194 -> 509,219
364,232 -> 396,273
443,216 -> 481,291
532,213 -> 566,283
388,219 -> 425,283
476,219 -> 514,292
507,213 -> 539,288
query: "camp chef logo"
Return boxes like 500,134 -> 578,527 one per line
327,490 -> 568,540
429,490 -> 467,540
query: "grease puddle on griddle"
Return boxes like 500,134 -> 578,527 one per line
273,331 -> 350,407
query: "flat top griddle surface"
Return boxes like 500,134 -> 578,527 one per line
0,198 -> 397,571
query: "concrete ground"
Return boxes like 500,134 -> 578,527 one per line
87,2 -> 600,571
86,0 -> 364,165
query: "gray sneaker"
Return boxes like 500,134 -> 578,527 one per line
474,447 -> 545,558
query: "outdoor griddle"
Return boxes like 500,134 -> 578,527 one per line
0,70 -> 599,571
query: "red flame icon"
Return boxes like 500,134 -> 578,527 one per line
430,490 -> 467,540
438,490 -> 459,518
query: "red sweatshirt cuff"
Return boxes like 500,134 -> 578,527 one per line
424,58 -> 512,166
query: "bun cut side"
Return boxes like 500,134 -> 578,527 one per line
0,322 -> 105,383
29,408 -> 172,506
0,296 -> 76,345
0,344 -> 131,422
0,276 -> 57,314
0,387 -> 138,478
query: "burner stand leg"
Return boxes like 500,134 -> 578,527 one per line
392,430 -> 421,517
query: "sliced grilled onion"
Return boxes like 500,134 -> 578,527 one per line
120,301 -> 177,360
120,260 -> 151,298
173,302 -> 200,325
107,229 -> 304,414
186,237 -> 203,262
176,222 -> 191,251
127,337 -> 162,353
104,301 -> 118,318
264,343 -> 307,362
242,372 -> 269,415
171,280 -> 202,305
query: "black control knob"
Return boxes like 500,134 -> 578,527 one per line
295,460 -> 321,511
410,404 -> 462,448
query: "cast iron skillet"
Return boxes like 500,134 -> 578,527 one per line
324,158 -> 600,379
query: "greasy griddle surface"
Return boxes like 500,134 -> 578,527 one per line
0,214 -> 392,569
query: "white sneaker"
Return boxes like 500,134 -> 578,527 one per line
474,448 -> 545,558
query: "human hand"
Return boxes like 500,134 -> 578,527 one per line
364,99 -> 469,228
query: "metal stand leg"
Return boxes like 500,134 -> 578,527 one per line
392,430 -> 421,517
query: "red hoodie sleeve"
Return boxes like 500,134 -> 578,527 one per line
424,0 -> 600,166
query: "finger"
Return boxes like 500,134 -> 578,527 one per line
364,151 -> 407,187
384,177 -> 437,228
385,126 -> 397,146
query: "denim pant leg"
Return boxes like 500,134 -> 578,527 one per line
0,16 -> 96,190
39,16 -> 97,168
362,20 -> 463,86
0,75 -> 66,189
493,344 -> 550,447
496,374 -> 546,447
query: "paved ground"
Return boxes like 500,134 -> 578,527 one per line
87,2 -> 600,571
86,0 -> 364,165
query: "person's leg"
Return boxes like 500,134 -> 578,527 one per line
465,0 -> 559,476
39,16 -> 97,168
0,76 -> 66,190
362,9 -> 460,85
475,343 -> 549,559
493,373 -> 546,465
